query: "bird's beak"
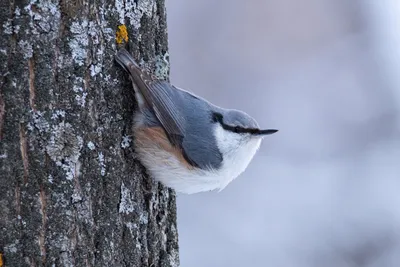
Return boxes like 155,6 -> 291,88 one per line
255,129 -> 278,136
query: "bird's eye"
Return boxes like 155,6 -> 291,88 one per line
234,126 -> 240,132
212,112 -> 223,123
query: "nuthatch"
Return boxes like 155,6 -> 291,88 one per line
115,48 -> 277,194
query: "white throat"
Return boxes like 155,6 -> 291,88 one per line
213,124 -> 262,191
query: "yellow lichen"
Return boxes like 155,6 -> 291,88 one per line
0,252 -> 3,267
116,25 -> 128,44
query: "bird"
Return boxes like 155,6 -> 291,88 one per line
115,48 -> 277,194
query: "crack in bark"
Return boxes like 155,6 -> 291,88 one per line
19,123 -> 29,184
39,185 -> 47,265
28,58 -> 36,111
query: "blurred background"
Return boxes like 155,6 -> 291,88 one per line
165,0 -> 400,266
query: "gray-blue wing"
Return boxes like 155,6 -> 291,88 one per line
145,81 -> 223,169
115,49 -> 185,146
145,81 -> 187,146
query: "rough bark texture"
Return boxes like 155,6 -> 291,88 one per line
0,0 -> 179,266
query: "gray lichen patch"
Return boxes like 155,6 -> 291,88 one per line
167,249 -> 180,267
28,111 -> 50,134
114,0 -> 156,29
68,20 -> 89,66
72,76 -> 88,107
90,64 -> 102,77
139,212 -> 149,225
24,0 -> 61,36
51,110 -> 66,120
98,151 -> 106,176
18,40 -> 33,59
2,19 -> 13,34
46,122 -> 83,180
119,182 -> 135,214
154,52 -> 170,79
87,141 -> 95,150
4,241 -> 19,253
68,15 -> 111,70
121,135 -> 132,148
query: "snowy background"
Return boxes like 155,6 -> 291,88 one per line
165,0 -> 400,266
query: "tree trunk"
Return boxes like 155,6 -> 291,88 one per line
0,0 -> 179,266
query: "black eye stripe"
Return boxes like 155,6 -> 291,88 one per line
226,125 -> 253,134
211,112 -> 278,135
212,112 -> 260,134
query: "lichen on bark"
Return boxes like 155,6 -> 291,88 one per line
0,0 -> 178,266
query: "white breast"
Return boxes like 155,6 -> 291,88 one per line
134,123 -> 262,194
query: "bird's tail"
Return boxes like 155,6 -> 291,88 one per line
115,48 -> 141,73
115,48 -> 152,94
115,48 -> 156,110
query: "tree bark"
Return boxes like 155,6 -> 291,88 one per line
0,0 -> 179,266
